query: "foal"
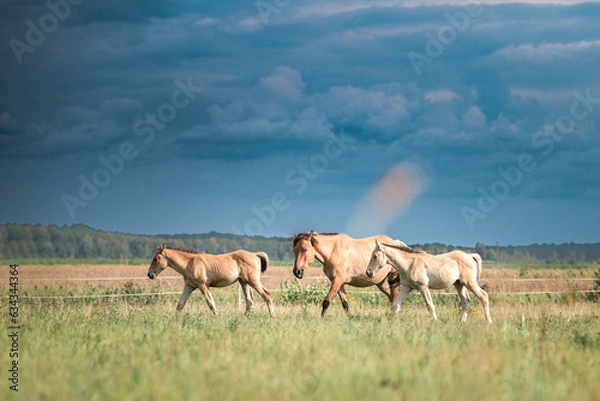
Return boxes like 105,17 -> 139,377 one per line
147,244 -> 275,317
366,240 -> 492,323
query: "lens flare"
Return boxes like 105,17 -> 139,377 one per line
345,161 -> 427,236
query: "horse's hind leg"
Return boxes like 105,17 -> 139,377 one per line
248,279 -> 276,318
198,284 -> 218,314
239,281 -> 254,315
468,284 -> 492,323
454,281 -> 471,323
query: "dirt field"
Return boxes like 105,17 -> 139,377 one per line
1,263 -> 597,294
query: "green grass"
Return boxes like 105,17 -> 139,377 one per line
1,286 -> 599,401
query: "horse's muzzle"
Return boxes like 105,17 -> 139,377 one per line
366,268 -> 374,278
293,267 -> 304,279
148,272 -> 157,280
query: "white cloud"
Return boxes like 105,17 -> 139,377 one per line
318,85 -> 411,137
461,106 -> 487,127
219,17 -> 264,34
182,67 -> 420,148
424,90 -> 460,104
510,88 -> 573,103
255,66 -> 306,105
491,39 -> 600,62
98,98 -> 143,118
194,17 -> 218,27
291,0 -> 592,21
179,67 -> 333,146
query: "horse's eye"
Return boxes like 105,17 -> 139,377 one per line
303,248 -> 307,253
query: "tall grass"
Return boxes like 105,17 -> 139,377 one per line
1,286 -> 599,401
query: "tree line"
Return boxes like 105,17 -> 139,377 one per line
0,223 -> 598,265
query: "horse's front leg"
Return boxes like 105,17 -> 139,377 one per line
176,283 -> 196,312
198,284 -> 218,314
417,285 -> 437,320
392,284 -> 413,314
376,270 -> 401,304
322,277 -> 345,317
337,285 -> 349,313
387,271 -> 401,305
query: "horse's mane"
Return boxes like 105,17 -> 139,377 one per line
165,246 -> 205,255
382,242 -> 424,254
293,231 -> 339,247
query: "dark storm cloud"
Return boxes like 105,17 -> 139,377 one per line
1,0 -> 599,244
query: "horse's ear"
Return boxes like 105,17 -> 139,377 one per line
158,243 -> 166,252
294,233 -> 299,239
375,239 -> 383,250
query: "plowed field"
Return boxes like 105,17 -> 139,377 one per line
1,264 -> 596,294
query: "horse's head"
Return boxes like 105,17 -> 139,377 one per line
147,243 -> 168,279
292,231 -> 317,279
366,240 -> 387,278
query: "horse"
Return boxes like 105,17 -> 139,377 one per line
292,231 -> 403,317
147,244 -> 276,317
366,240 -> 492,323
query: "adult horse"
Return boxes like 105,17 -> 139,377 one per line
292,231 -> 403,317
366,240 -> 492,323
147,244 -> 275,317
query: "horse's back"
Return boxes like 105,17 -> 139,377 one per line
445,250 -> 478,267
441,250 -> 481,283
226,250 -> 263,268
338,234 -> 395,285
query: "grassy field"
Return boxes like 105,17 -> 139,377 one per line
1,273 -> 599,401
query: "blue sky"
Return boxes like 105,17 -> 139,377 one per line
1,0 -> 599,246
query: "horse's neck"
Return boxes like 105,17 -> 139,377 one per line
313,236 -> 337,264
165,250 -> 192,276
386,248 -> 411,270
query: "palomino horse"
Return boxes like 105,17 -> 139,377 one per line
147,244 -> 275,317
366,240 -> 492,323
293,231 -> 403,317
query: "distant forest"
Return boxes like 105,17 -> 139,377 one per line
1,223 -> 599,265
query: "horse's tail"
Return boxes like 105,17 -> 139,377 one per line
256,252 -> 269,273
471,253 -> 483,280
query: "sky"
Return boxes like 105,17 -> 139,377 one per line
1,0 -> 599,246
